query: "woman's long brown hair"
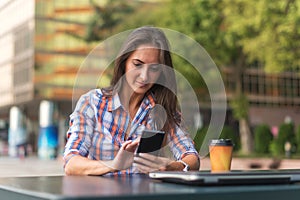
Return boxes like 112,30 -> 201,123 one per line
102,26 -> 180,133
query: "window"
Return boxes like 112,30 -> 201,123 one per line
14,24 -> 33,56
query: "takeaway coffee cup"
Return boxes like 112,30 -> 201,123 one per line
209,139 -> 234,172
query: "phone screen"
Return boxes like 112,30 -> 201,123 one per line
136,130 -> 165,155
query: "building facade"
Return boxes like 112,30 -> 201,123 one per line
223,67 -> 300,128
0,0 -> 100,156
0,0 -> 35,110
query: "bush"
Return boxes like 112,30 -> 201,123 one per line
271,122 -> 295,155
269,140 -> 280,157
193,125 -> 240,154
254,124 -> 273,154
193,126 -> 208,152
219,125 -> 240,152
296,125 -> 300,153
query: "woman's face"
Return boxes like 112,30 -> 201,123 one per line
124,45 -> 162,94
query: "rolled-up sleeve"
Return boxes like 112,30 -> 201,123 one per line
63,93 -> 95,165
168,126 -> 199,160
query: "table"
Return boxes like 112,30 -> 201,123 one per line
0,174 -> 300,200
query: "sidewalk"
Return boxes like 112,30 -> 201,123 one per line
200,157 -> 300,171
0,156 -> 299,177
0,156 -> 64,177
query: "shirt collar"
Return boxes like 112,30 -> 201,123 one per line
107,93 -> 122,112
107,92 -> 156,112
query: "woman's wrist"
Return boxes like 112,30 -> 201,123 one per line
99,160 -> 118,174
166,161 -> 186,171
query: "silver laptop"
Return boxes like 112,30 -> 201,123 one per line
149,170 -> 300,185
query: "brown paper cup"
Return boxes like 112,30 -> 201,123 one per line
209,139 -> 233,172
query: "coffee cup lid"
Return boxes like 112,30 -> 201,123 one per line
209,139 -> 233,146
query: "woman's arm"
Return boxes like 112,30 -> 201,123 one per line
167,125 -> 200,170
133,153 -> 200,173
64,140 -> 139,176
166,154 -> 200,171
64,155 -> 113,176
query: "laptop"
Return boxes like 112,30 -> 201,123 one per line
149,170 -> 300,185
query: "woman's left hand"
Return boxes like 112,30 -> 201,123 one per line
133,153 -> 173,173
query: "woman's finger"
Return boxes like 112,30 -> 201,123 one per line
132,162 -> 148,173
133,162 -> 158,174
121,140 -> 132,150
137,153 -> 170,166
125,140 -> 139,152
137,153 -> 157,161
134,156 -> 159,169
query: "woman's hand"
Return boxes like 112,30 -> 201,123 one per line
103,140 -> 139,171
64,140 -> 139,176
133,153 -> 173,173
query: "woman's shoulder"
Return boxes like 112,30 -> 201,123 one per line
75,89 -> 106,105
74,89 -> 109,110
80,88 -> 103,99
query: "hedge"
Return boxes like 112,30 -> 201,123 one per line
254,124 -> 273,154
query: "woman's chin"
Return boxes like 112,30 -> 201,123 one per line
132,87 -> 150,94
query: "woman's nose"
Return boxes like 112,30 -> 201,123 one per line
139,66 -> 149,82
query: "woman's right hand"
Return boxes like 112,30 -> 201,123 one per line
102,140 -> 139,171
64,140 -> 139,175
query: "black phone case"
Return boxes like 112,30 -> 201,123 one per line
136,130 -> 165,155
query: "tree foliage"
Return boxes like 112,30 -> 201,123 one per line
100,0 -> 300,154
67,0 -> 136,42
111,0 -> 300,79
221,0 -> 300,72
229,94 -> 249,119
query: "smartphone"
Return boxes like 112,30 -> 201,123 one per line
136,129 -> 166,156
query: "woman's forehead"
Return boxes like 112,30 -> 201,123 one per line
129,45 -> 160,64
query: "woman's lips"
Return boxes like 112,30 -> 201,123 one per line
136,81 -> 148,87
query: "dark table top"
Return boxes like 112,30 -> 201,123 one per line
0,174 -> 300,200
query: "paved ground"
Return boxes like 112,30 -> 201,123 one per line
0,156 -> 299,177
0,156 -> 65,177
201,157 -> 300,171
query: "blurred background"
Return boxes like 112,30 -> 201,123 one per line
0,0 -> 299,171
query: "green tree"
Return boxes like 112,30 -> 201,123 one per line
67,0 -> 135,42
98,0 -> 300,154
218,0 -> 300,153
222,0 -> 300,73
144,0 -> 300,154
137,0 -> 254,154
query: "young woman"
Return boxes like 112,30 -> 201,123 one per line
63,26 -> 200,175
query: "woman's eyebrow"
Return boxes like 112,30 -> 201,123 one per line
132,59 -> 145,64
133,59 -> 159,65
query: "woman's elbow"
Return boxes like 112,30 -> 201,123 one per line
63,156 -> 79,176
64,162 -> 74,176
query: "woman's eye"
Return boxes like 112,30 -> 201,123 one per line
133,63 -> 143,68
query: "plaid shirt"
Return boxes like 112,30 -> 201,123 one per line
64,89 -> 198,174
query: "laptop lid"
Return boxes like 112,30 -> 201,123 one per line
149,170 -> 300,186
